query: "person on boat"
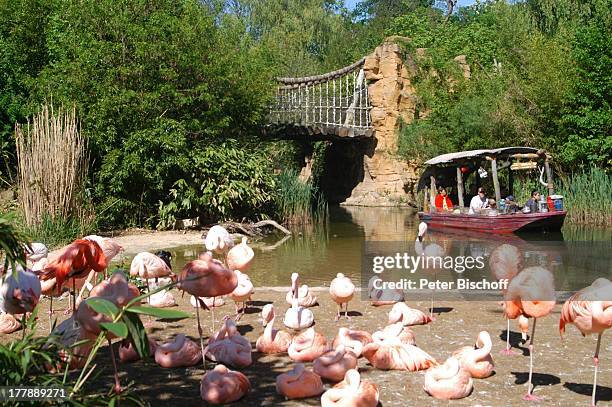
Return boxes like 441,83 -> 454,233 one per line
525,190 -> 541,213
468,187 -> 489,215
434,187 -> 454,212
504,195 -> 519,213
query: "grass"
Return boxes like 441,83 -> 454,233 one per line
23,212 -> 95,249
275,170 -> 327,225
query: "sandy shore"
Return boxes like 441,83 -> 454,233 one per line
2,288 -> 610,406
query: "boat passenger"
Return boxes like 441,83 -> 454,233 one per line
504,195 -> 519,213
434,187 -> 454,212
525,190 -> 540,213
468,187 -> 489,215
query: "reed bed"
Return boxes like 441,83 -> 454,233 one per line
275,170 -> 327,225
15,104 -> 93,245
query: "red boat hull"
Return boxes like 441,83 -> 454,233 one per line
418,210 -> 567,234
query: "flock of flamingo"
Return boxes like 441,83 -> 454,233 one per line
0,222 -> 610,405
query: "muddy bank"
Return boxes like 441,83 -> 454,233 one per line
2,289 -> 610,406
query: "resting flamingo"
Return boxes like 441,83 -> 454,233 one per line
200,364 -> 250,404
256,304 -> 292,354
226,237 -> 254,272
276,363 -> 324,399
330,273 -> 355,321
423,357 -> 473,400
155,334 -> 202,368
388,302 -> 432,326
452,331 -> 494,378
0,265 -> 41,337
504,266 -> 555,401
146,277 -> 176,308
415,222 -> 445,318
50,316 -> 96,370
229,270 -> 253,320
119,337 -> 158,363
490,243 -> 523,355
368,275 -> 404,306
560,278 -> 612,407
285,273 -> 317,307
26,242 -> 48,271
204,318 -> 252,368
321,369 -> 379,407
0,313 -> 21,334
332,327 -> 373,358
288,327 -> 329,362
313,344 -> 358,382
362,334 -> 436,371
190,295 -> 225,309
372,322 -> 416,346
284,273 -> 314,330
178,252 -> 237,367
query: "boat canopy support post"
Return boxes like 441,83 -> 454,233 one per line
508,167 -> 514,197
544,157 -> 554,195
456,166 -> 464,208
491,156 -> 501,202
430,175 -> 436,211
423,187 -> 429,212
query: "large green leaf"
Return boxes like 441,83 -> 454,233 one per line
85,298 -> 119,318
121,312 -> 150,361
99,322 -> 128,338
125,306 -> 189,321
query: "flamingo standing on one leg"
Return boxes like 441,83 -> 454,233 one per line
560,278 -> 612,407
504,266 -> 555,401
226,237 -> 254,272
490,243 -> 523,355
330,273 -> 355,321
75,236 -> 123,304
415,222 -> 444,318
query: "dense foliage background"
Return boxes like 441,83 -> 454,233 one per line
0,0 -> 609,233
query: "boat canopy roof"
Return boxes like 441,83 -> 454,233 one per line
424,147 -> 541,166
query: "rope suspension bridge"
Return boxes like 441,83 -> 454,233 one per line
266,58 -> 373,140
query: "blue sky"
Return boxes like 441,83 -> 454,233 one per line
344,0 -> 477,10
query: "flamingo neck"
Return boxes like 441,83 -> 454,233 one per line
473,332 -> 492,360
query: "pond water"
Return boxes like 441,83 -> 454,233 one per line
125,207 -> 611,293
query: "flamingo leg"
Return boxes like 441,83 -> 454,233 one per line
194,302 -> 207,369
523,318 -> 542,401
108,338 -> 121,393
591,333 -> 602,407
48,295 -> 53,333
211,297 -> 216,332
335,304 -> 340,321
72,278 -> 76,314
501,318 -> 517,356
345,303 -> 351,320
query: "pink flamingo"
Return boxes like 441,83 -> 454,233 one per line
388,302 -> 432,326
119,337 -> 158,363
285,273 -> 317,307
490,243 -> 524,355
332,327 -> 373,358
362,334 -> 436,371
200,364 -> 250,404
178,252 -> 238,366
372,322 -> 416,346
423,357 -> 473,400
368,275 -> 404,306
130,252 -> 172,304
256,304 -> 292,354
415,222 -> 445,318
229,270 -> 253,320
0,265 -> 41,337
560,278 -> 612,407
288,327 -> 329,362
0,313 -> 21,334
204,318 -> 252,368
313,344 -> 358,382
50,316 -> 96,371
321,369 -> 379,407
155,334 -> 202,368
226,237 -> 254,272
203,225 -> 234,254
276,363 -> 324,399
146,277 -> 176,308
75,235 -> 123,301
26,242 -> 48,271
284,274 -> 314,330
504,266 -> 555,401
330,273 -> 355,321
452,331 -> 494,378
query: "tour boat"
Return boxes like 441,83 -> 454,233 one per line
417,147 -> 567,234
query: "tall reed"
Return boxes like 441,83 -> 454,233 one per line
15,104 -> 93,245
275,170 -> 327,225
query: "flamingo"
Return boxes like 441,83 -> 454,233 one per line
490,243 -> 523,355
204,318 -> 252,368
372,322 -> 416,346
26,242 -> 48,271
423,357 -> 473,400
203,225 -> 234,256
504,266 -> 555,401
178,252 -> 238,367
130,251 -> 172,305
388,302 -> 432,326
190,295 -> 225,309
256,304 -> 292,354
229,270 -> 253,320
313,344 -> 358,382
0,313 -> 21,334
332,327 -> 373,358
50,316 -> 96,370
285,273 -> 317,307
275,363 -> 324,399
155,334 -> 202,368
288,327 -> 329,362
518,314 -> 529,342
321,369 -> 379,407
330,273 -> 355,321
226,237 -> 254,272
200,364 -> 250,404
0,265 -> 41,337
362,334 -> 436,371
284,273 -> 314,330
76,235 -> 123,300
452,331 -> 495,378
368,275 -> 404,306
146,277 -> 176,308
415,222 -> 444,318
560,278 -> 612,407
119,337 -> 158,363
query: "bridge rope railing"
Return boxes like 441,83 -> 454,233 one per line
268,58 -> 372,136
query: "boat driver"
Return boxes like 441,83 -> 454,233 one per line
469,187 -> 489,214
